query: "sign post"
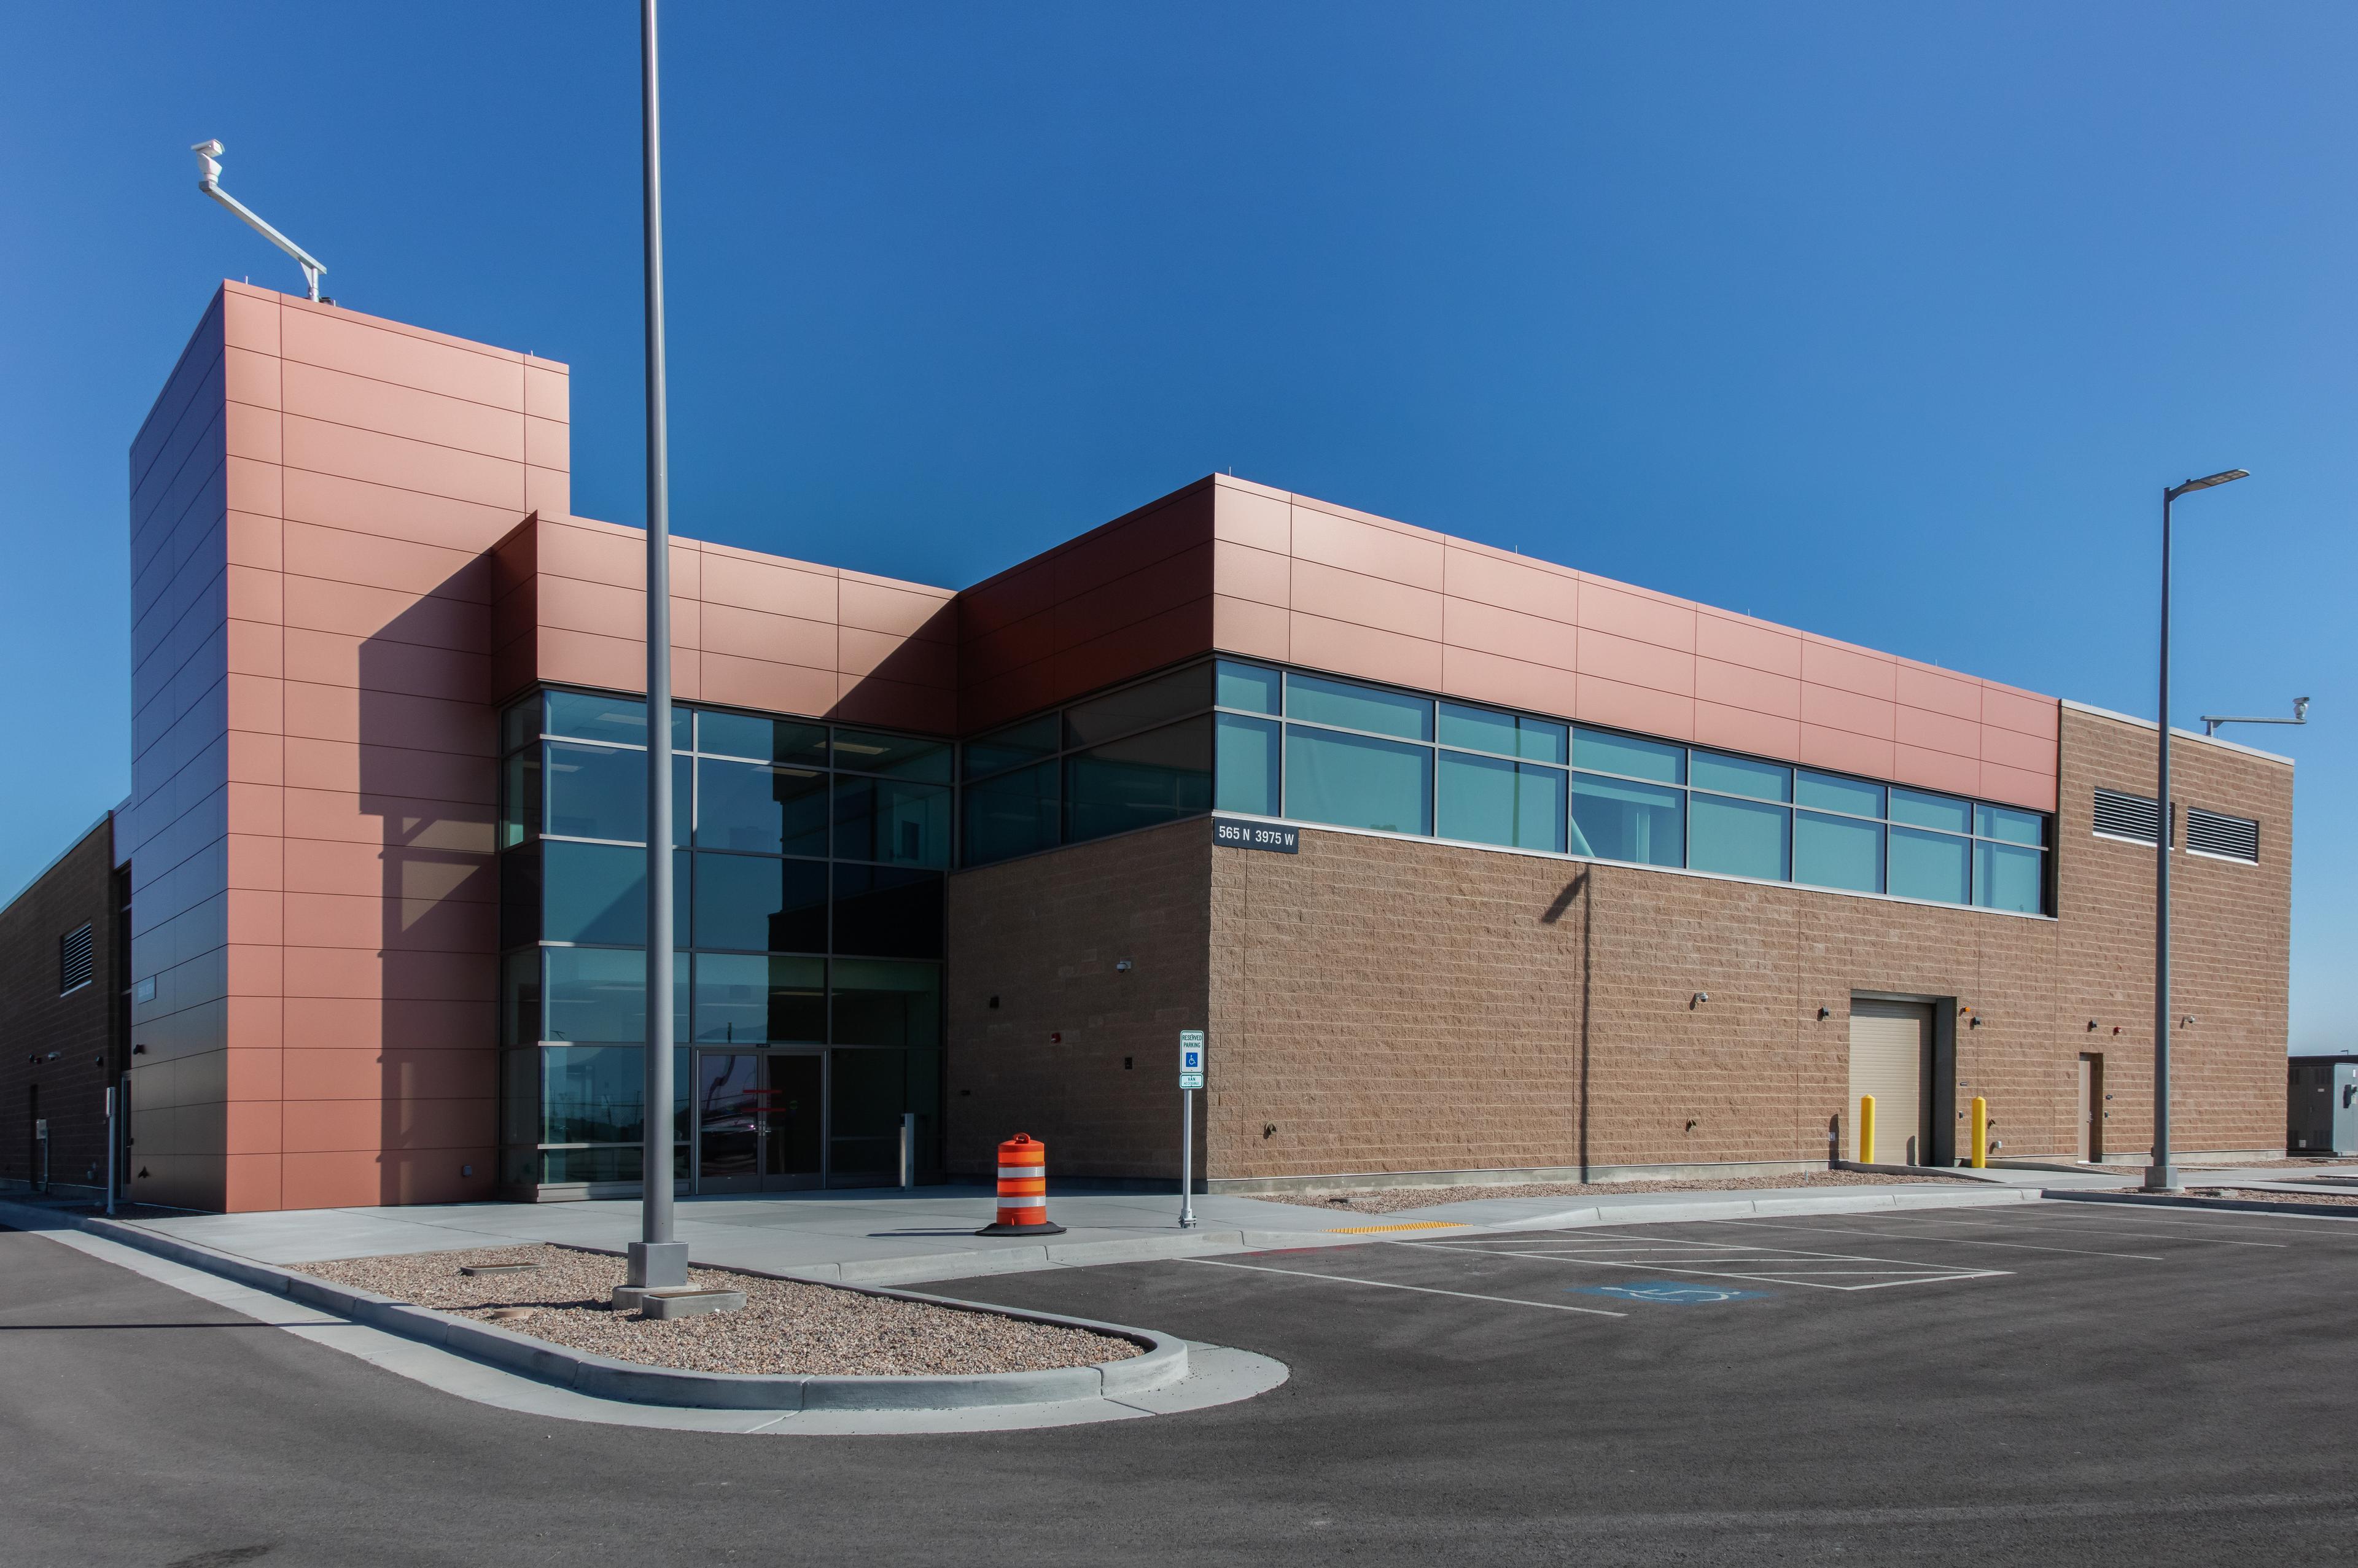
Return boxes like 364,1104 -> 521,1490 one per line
1178,1030 -> 1205,1228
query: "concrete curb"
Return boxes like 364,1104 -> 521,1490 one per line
11,1205 -> 1189,1412
1832,1161 -> 2017,1184
2043,1189 -> 2358,1223
1441,1185 -> 2041,1233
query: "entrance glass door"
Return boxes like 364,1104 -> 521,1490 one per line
694,1050 -> 823,1192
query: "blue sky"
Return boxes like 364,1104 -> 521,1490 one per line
1,3 -> 2348,1044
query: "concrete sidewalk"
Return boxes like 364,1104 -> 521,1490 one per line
50,1178 -> 2041,1288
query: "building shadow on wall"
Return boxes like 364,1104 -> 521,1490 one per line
1541,871 -> 1592,1179
357,561 -> 501,1207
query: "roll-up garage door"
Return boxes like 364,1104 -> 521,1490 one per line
1849,1000 -> 1932,1164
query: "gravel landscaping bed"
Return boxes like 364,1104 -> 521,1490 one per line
2190,1187 -> 2358,1209
289,1244 -> 1140,1376
1259,1168 -> 1982,1216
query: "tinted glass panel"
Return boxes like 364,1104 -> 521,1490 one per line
543,950 -> 687,1046
696,710 -> 828,766
1066,715 -> 1213,843
833,866 -> 944,958
1888,827 -> 1971,903
1438,751 -> 1566,851
543,842 -> 687,947
501,949 -> 540,1048
963,713 -> 1060,778
831,959 -> 941,1047
693,953 -> 825,1043
1285,725 -> 1433,834
963,759 -> 1059,866
1215,660 -> 1282,715
501,1047 -> 539,1146
1571,775 -> 1684,866
1689,793 -> 1791,879
692,853 -> 827,953
500,842 -> 542,948
546,742 -> 644,840
545,691 -> 688,748
1795,811 -> 1884,893
502,694 -> 542,754
1890,787 -> 1972,834
1797,770 -> 1885,818
1692,750 -> 1792,802
1214,713 -> 1282,815
1574,728 -> 1686,785
832,777 -> 953,866
696,758 -> 829,855
830,1047 -> 907,1175
1285,672 -> 1433,740
1064,664 -> 1212,748
1976,804 -> 2047,846
541,1044 -> 643,1142
830,729 -> 952,782
1975,841 -> 2045,912
500,750 -> 541,848
1439,702 -> 1519,758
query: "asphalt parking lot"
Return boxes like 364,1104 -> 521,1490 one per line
8,1202 -> 2358,1567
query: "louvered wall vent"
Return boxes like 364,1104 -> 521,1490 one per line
58,922 -> 93,995
2093,788 -> 2164,845
2186,806 -> 2260,864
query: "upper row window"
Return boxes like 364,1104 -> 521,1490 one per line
508,690 -> 951,782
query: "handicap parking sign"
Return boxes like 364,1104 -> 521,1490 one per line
1179,1030 -> 1205,1089
1569,1281 -> 1768,1305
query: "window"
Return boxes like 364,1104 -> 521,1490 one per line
1690,792 -> 1791,880
1213,713 -> 1282,815
692,953 -> 825,1044
2185,807 -> 2260,864
59,923 -> 93,995
1439,751 -> 1566,852
1571,774 -> 1684,866
831,958 -> 942,1048
542,843 -> 688,947
1286,724 -> 1433,834
963,760 -> 1059,863
1889,826 -> 1971,904
691,853 -> 826,953
1285,671 -> 1433,740
831,775 -> 952,866
696,758 -> 828,855
1796,812 -> 1883,893
1064,716 -> 1213,841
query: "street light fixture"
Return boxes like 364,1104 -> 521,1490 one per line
190,141 -> 327,302
2149,467 -> 2248,1193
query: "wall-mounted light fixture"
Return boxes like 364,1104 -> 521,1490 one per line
1969,1015 -> 1983,1029
1115,960 -> 1132,972
1691,992 -> 1709,1008
132,1042 -> 147,1054
987,996 -> 1000,1010
1817,1006 -> 1832,1021
2087,1020 -> 2099,1031
2182,1015 -> 2197,1028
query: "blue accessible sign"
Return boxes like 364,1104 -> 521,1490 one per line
1568,1281 -> 1769,1305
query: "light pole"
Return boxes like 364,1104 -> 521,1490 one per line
629,0 -> 687,1294
2147,467 -> 2248,1193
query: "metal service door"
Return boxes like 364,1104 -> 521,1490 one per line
2077,1054 -> 2104,1162
1849,1001 -> 1932,1163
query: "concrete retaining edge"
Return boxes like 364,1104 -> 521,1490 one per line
2043,1189 -> 2358,1222
44,1209 -> 1190,1412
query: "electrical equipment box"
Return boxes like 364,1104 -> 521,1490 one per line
2287,1056 -> 2358,1156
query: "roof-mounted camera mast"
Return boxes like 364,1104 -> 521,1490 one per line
190,140 -> 327,303
2200,696 -> 2311,739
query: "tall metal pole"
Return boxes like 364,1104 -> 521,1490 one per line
630,0 -> 687,1289
1179,1089 -> 1196,1227
2147,486 -> 2176,1192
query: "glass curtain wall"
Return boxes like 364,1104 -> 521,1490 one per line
961,664 -> 1215,866
498,688 -> 945,1191
1204,659 -> 2052,913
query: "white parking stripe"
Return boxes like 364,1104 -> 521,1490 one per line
1404,1235 -> 2007,1291
1175,1256 -> 1628,1316
1703,1217 -> 2166,1262
1897,1211 -> 2289,1249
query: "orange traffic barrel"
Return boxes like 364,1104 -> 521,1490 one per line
976,1133 -> 1067,1236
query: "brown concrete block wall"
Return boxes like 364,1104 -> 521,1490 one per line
2052,705 -> 2292,1160
944,821 -> 1210,1180
0,819 -> 121,1194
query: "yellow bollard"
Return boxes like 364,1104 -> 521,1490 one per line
1971,1096 -> 1988,1168
1858,1094 -> 1876,1165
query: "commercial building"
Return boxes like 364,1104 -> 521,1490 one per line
9,282 -> 2292,1212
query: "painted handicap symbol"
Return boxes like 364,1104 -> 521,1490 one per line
1569,1281 -> 1769,1304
